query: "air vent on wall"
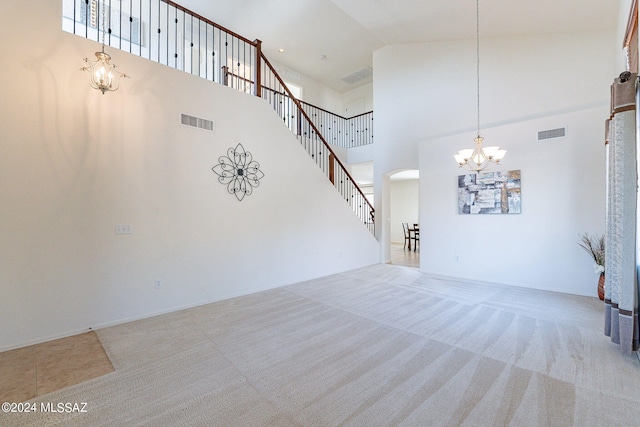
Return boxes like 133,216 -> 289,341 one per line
537,127 -> 566,141
181,114 -> 215,132
340,66 -> 373,84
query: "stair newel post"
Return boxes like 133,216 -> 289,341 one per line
254,39 -> 262,97
329,153 -> 336,185
222,66 -> 229,87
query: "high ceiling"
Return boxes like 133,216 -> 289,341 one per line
178,0 -> 623,93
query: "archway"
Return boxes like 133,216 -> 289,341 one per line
388,169 -> 420,268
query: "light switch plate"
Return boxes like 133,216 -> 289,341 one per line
115,224 -> 133,235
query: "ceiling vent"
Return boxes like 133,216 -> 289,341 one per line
181,114 -> 214,132
340,66 -> 373,85
279,67 -> 301,83
537,127 -> 566,141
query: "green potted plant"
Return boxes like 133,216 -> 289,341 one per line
578,233 -> 605,300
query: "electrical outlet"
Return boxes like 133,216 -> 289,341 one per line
155,280 -> 162,289
115,224 -> 133,235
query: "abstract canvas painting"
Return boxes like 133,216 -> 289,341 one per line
458,170 -> 521,214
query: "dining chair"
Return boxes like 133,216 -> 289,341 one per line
402,222 -> 411,250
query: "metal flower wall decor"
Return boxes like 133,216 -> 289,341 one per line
211,143 -> 264,201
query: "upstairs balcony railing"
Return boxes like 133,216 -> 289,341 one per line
62,0 -> 374,233
300,102 -> 373,149
226,76 -> 374,150
63,0 -> 257,86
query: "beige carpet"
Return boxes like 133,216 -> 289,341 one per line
3,264 -> 640,426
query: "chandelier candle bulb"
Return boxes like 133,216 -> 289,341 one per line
83,50 -> 129,94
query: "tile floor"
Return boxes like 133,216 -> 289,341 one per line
0,331 -> 114,403
389,242 -> 420,268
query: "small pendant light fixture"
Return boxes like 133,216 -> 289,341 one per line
80,0 -> 129,94
454,0 -> 506,172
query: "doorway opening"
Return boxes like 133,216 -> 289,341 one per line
389,169 -> 420,268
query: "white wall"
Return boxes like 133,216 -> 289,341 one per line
0,2 -> 379,351
390,180 -> 419,244
420,108 -> 606,296
271,61 -> 344,113
342,82 -> 374,115
374,31 -> 617,177
374,30 -> 618,295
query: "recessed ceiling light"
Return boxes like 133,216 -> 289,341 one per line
278,48 -> 285,53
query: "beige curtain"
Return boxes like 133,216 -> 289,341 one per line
604,72 -> 639,354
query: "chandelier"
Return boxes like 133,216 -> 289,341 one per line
80,0 -> 129,94
454,0 -> 506,172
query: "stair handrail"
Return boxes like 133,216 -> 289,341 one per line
224,66 -> 373,133
259,54 -> 375,220
299,100 -> 374,148
64,0 -> 374,227
162,0 -> 256,46
298,100 -> 373,121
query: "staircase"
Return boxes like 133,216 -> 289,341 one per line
63,0 -> 374,234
